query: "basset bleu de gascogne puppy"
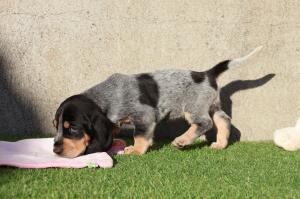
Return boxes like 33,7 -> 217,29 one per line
52,46 -> 262,158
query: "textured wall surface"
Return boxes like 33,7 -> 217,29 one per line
0,0 -> 299,141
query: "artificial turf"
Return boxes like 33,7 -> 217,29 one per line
0,134 -> 299,198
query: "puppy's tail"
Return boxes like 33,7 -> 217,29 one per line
207,46 -> 263,79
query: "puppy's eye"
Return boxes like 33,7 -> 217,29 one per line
69,128 -> 80,135
69,128 -> 78,134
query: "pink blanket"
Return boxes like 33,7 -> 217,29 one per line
0,138 -> 125,169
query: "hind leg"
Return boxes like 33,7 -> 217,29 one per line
172,113 -> 213,148
210,110 -> 231,149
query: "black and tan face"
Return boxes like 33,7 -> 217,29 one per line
53,95 -> 114,158
53,119 -> 91,158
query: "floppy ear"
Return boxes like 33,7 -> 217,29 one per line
84,109 -> 114,154
53,106 -> 64,129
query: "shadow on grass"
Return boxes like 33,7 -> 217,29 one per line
180,141 -> 210,151
0,167 -> 19,186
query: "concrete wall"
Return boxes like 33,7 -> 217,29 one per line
0,0 -> 299,141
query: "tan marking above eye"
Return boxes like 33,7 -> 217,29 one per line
63,121 -> 70,129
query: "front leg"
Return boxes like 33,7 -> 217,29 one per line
124,123 -> 155,155
172,115 -> 213,148
172,124 -> 199,148
124,136 -> 153,155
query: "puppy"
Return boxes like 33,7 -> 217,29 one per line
274,118 -> 300,151
53,46 -> 262,157
52,95 -> 115,158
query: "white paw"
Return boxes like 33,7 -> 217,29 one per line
124,145 -> 143,155
172,136 -> 193,148
210,142 -> 227,150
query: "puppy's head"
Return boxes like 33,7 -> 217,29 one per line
53,95 -> 113,158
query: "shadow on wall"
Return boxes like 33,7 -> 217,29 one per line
152,73 -> 276,143
205,73 -> 275,143
0,46 -> 42,135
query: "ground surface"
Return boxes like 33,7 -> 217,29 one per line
0,134 -> 299,198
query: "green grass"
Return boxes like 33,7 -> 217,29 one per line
1,134 -> 300,198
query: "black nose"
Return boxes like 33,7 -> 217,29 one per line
53,141 -> 63,154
